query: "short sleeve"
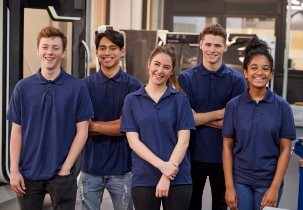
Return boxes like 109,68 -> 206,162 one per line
6,84 -> 22,125
178,73 -> 192,105
76,81 -> 94,123
222,100 -> 236,138
120,94 -> 139,133
280,102 -> 296,140
178,95 -> 195,131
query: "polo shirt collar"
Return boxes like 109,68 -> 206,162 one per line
36,67 -> 66,85
97,68 -> 124,83
134,86 -> 179,98
198,61 -> 226,77
243,87 -> 274,104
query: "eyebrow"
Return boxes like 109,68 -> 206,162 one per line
249,64 -> 270,67
98,44 -> 118,47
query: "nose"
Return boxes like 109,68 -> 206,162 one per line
47,48 -> 53,54
256,67 -> 263,74
104,47 -> 111,54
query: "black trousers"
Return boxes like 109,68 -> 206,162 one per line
132,184 -> 192,210
18,171 -> 77,210
189,161 -> 227,210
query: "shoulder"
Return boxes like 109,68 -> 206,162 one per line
179,65 -> 199,78
224,65 -> 244,78
272,92 -> 291,108
124,72 -> 143,87
227,93 -> 243,106
14,75 -> 37,91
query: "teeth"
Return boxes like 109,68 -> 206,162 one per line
155,74 -> 162,78
254,78 -> 264,81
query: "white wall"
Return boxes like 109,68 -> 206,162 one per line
109,0 -> 142,30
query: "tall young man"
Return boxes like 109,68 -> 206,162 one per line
79,30 -> 143,210
7,26 -> 94,210
178,23 -> 246,210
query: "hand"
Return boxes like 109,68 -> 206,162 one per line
10,171 -> 26,197
218,108 -> 225,119
157,162 -> 178,179
156,175 -> 170,197
57,167 -> 71,176
225,187 -> 238,210
260,187 -> 278,209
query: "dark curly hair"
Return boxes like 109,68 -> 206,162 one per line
243,36 -> 273,72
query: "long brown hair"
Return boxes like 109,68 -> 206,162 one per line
147,44 -> 184,93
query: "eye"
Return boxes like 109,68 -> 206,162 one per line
99,47 -> 105,51
110,47 -> 117,51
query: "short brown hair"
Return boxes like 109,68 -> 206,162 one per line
37,26 -> 67,50
201,23 -> 227,43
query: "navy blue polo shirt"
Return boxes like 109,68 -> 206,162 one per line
120,86 -> 196,187
222,88 -> 296,187
178,61 -> 246,163
6,68 -> 94,180
81,68 -> 143,175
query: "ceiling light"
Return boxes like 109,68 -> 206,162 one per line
292,0 -> 300,5
287,5 -> 303,10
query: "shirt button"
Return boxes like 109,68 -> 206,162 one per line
109,85 -> 112,88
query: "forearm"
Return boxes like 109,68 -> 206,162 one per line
193,109 -> 225,126
89,119 -> 124,136
205,119 -> 223,129
10,123 -> 22,173
168,130 -> 190,164
270,139 -> 291,190
126,132 -> 164,168
61,120 -> 89,171
222,137 -> 235,189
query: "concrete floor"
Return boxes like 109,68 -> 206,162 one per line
43,127 -> 303,210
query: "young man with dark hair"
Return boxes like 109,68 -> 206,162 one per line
178,23 -> 246,210
7,25 -> 94,210
78,29 -> 143,210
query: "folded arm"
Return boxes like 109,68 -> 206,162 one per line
192,108 -> 225,129
88,118 -> 125,136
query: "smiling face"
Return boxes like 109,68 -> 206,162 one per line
244,54 -> 273,89
37,37 -> 65,71
200,34 -> 227,71
96,36 -> 125,72
148,53 -> 174,87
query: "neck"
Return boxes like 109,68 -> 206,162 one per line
145,83 -> 168,103
41,67 -> 61,80
249,87 -> 267,102
101,66 -> 120,78
203,60 -> 222,72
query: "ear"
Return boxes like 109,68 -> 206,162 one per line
223,44 -> 227,52
269,71 -> 274,80
243,69 -> 248,79
120,48 -> 125,57
61,49 -> 66,58
199,40 -> 203,50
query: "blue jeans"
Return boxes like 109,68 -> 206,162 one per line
18,170 -> 77,210
78,171 -> 133,210
234,182 -> 283,210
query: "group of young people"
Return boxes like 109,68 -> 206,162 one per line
6,23 -> 296,210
